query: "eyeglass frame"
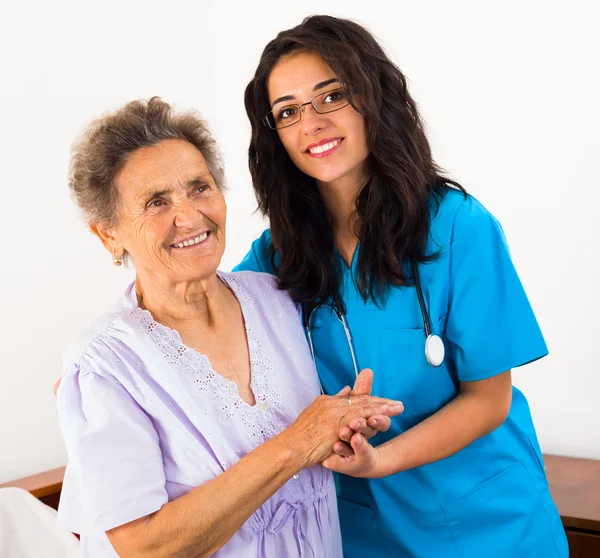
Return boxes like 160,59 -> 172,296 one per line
262,87 -> 357,130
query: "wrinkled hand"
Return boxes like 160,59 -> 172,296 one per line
322,432 -> 383,478
284,391 -> 403,469
333,369 -> 399,458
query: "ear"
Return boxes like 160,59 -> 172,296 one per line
89,222 -> 123,258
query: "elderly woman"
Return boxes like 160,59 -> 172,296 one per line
56,98 -> 403,558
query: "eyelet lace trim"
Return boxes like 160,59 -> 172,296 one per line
131,272 -> 284,447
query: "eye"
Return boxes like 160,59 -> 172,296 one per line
277,106 -> 298,121
147,198 -> 164,209
193,183 -> 209,195
323,89 -> 345,104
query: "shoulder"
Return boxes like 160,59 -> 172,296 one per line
430,186 -> 501,248
234,229 -> 277,274
220,269 -> 291,304
220,269 -> 300,319
62,282 -> 139,375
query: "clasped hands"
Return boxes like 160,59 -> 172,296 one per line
287,368 -> 403,479
325,368 -> 401,478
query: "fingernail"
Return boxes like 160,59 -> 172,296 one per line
355,436 -> 362,446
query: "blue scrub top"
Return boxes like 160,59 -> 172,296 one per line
235,188 -> 567,557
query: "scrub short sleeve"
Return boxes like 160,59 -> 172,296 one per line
234,229 -> 277,274
446,213 -> 548,381
57,364 -> 167,534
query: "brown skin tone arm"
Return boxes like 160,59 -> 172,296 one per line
324,371 -> 513,477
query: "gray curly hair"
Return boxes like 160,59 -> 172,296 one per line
69,97 -> 226,226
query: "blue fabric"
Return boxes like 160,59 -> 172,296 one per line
234,188 -> 568,557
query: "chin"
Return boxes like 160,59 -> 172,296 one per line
310,168 -> 349,184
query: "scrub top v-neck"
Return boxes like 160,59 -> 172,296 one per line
235,188 -> 568,557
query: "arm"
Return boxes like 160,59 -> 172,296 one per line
106,392 -> 402,558
108,431 -> 297,557
327,208 -> 547,477
324,371 -> 512,477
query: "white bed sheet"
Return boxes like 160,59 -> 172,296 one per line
0,486 -> 79,558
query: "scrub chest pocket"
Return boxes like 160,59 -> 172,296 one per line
379,317 -> 456,419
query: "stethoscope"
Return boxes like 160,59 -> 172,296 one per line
304,260 -> 445,379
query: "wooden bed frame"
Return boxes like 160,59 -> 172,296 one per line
1,456 -> 598,555
0,466 -> 65,511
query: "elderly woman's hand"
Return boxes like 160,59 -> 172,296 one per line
283,392 -> 403,469
332,369 -> 397,458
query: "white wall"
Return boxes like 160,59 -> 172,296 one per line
0,0 -> 598,483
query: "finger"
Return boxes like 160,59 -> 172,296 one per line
351,433 -> 369,454
322,454 -> 343,471
367,415 -> 392,432
348,400 -> 403,419
351,395 -> 402,410
348,419 -> 378,439
53,378 -> 62,396
355,426 -> 378,439
348,418 -> 367,431
335,385 -> 352,396
351,368 -> 373,396
339,426 -> 353,443
333,440 -> 354,457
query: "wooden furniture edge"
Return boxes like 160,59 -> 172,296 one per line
0,466 -> 66,500
544,453 -> 600,533
0,455 -> 598,531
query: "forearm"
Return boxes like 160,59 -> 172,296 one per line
377,388 -> 510,477
108,432 -> 302,558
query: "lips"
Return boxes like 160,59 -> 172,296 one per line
305,137 -> 344,158
170,231 -> 210,249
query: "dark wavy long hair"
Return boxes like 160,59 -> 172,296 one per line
244,15 -> 464,306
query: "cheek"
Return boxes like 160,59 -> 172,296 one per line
207,195 -> 227,227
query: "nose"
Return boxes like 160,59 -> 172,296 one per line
173,198 -> 200,228
301,104 -> 327,136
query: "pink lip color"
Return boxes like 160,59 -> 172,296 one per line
305,138 -> 344,159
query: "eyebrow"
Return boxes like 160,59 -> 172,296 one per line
271,78 -> 341,108
142,176 -> 212,203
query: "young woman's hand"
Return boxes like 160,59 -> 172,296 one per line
282,392 -> 403,469
321,432 -> 384,478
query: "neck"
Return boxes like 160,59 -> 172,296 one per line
134,269 -> 229,329
316,165 -> 369,235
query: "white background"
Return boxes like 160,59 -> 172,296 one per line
0,0 -> 598,483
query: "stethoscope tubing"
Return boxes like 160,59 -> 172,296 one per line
304,260 -> 445,376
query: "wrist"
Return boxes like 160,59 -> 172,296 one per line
375,439 -> 405,477
270,430 -> 307,477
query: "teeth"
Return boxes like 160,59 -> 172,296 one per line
173,232 -> 209,248
309,139 -> 341,154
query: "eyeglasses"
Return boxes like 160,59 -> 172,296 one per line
263,87 -> 355,130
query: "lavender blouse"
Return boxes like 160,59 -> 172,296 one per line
57,271 -> 342,557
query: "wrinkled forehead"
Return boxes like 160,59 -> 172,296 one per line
116,139 -> 213,196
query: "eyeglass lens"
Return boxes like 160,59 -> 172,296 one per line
268,88 -> 350,130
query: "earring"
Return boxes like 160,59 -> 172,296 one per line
113,255 -> 123,266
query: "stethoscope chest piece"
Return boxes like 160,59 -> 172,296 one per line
425,334 -> 445,367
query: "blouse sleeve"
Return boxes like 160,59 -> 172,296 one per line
445,212 -> 548,382
57,363 -> 167,534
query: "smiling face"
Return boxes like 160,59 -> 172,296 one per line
97,139 -> 226,285
267,50 -> 370,189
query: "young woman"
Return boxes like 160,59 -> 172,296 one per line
235,15 -> 568,558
